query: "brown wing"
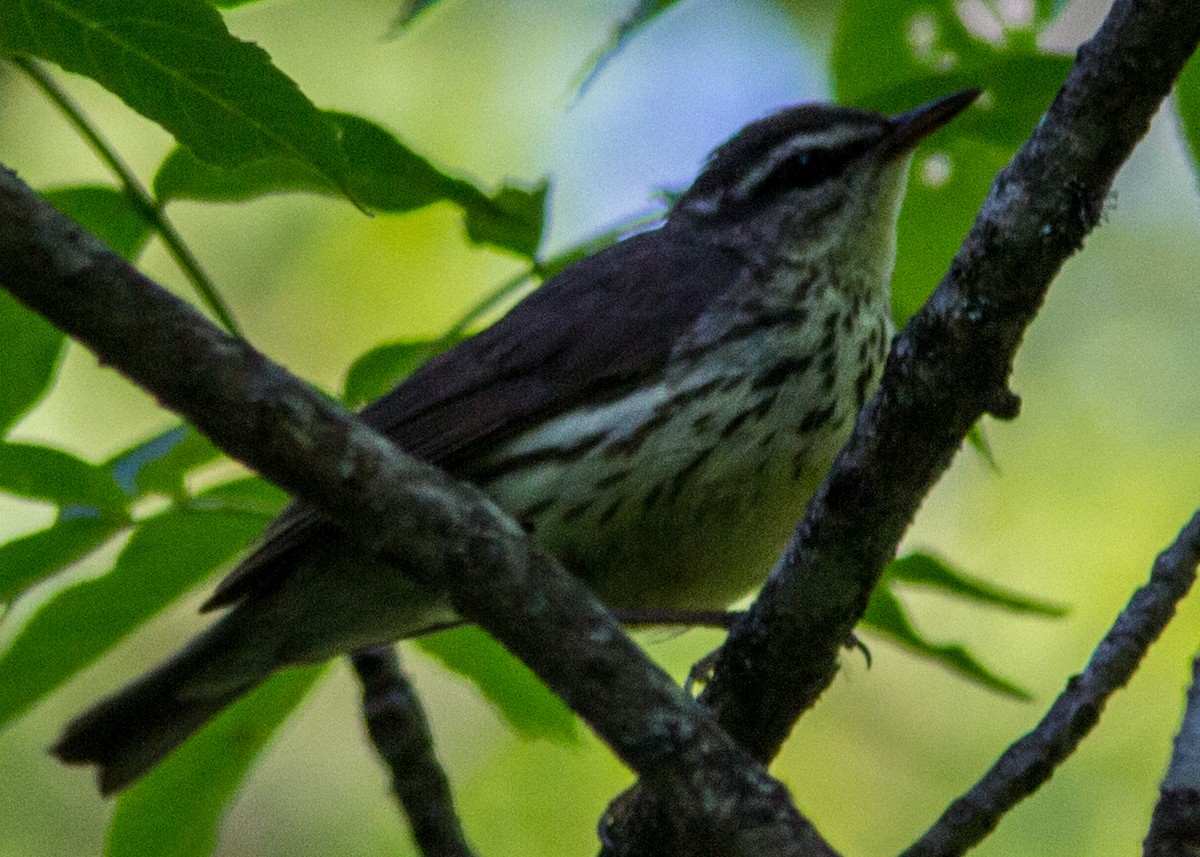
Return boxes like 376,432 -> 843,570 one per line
202,228 -> 744,610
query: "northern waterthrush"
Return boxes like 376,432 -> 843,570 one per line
55,89 -> 979,792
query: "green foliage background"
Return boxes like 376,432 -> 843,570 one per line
1,0 -> 1199,855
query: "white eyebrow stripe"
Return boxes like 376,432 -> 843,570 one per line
732,125 -> 879,199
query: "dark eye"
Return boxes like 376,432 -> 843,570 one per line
754,147 -> 848,197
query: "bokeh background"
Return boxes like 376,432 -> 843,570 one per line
2,0 -> 1199,855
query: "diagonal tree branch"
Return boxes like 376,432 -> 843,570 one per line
706,0 -> 1200,763
905,509 -> 1200,857
351,646 -> 478,857
602,0 -> 1200,852
0,165 -> 833,857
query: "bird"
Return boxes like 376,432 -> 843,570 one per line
54,88 -> 980,794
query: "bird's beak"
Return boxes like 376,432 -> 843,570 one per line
880,88 -> 981,159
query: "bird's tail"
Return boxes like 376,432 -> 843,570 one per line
52,613 -> 271,795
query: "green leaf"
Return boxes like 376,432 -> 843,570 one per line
389,0 -> 445,31
462,180 -> 548,259
0,0 -> 351,193
893,135 -> 1011,322
843,54 -> 1072,150
0,289 -> 65,436
0,442 -> 129,512
106,665 -> 324,857
861,552 -> 1067,698
340,212 -> 660,408
0,515 -> 126,603
192,475 -> 288,516
863,584 -> 1032,699
40,186 -> 152,261
832,0 -> 1072,321
106,425 -> 221,500
156,111 -> 458,208
1175,52 -> 1200,187
965,422 -> 999,471
343,337 -> 464,408
575,0 -> 681,94
0,503 -> 270,729
885,552 -> 1067,617
418,626 -> 579,743
1040,0 -> 1070,24
154,112 -> 547,257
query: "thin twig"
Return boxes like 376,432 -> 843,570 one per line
1144,648 -> 1200,856
11,56 -> 243,337
903,510 -> 1200,857
351,647 -> 478,857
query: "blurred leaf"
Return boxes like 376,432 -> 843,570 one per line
0,442 -> 130,513
0,502 -> 270,729
106,665 -> 325,857
846,54 -> 1071,150
576,0 -> 681,94
40,186 -> 152,261
0,0 -> 351,194
192,476 -> 288,516
205,0 -> 267,7
340,210 -> 663,408
1174,53 -> 1200,186
1041,0 -> 1070,23
966,422 -> 999,471
418,626 -> 579,743
154,145 -> 331,202
0,516 -> 126,603
893,136 -> 1010,321
885,551 -> 1067,617
861,551 -> 1067,698
154,112 -> 546,257
833,0 -> 1068,117
343,337 -> 465,408
833,0 -> 1072,321
864,584 -> 1032,699
156,111 -> 459,209
0,290 -> 65,437
107,425 -> 222,500
462,179 -> 547,259
390,0 -> 444,31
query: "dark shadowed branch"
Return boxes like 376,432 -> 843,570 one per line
600,0 -> 1200,851
903,509 -> 1200,857
0,165 -> 833,856
1144,641 -> 1200,856
351,647 -> 478,857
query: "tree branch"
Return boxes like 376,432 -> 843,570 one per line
351,647 -> 478,857
706,0 -> 1200,763
1144,645 -> 1200,855
602,0 -> 1200,851
904,509 -> 1200,857
0,165 -> 832,856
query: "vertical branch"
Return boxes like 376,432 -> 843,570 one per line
1144,652 -> 1200,856
352,647 -> 478,857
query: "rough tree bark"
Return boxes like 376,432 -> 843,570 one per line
0,166 -> 831,856
0,0 -> 1198,853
